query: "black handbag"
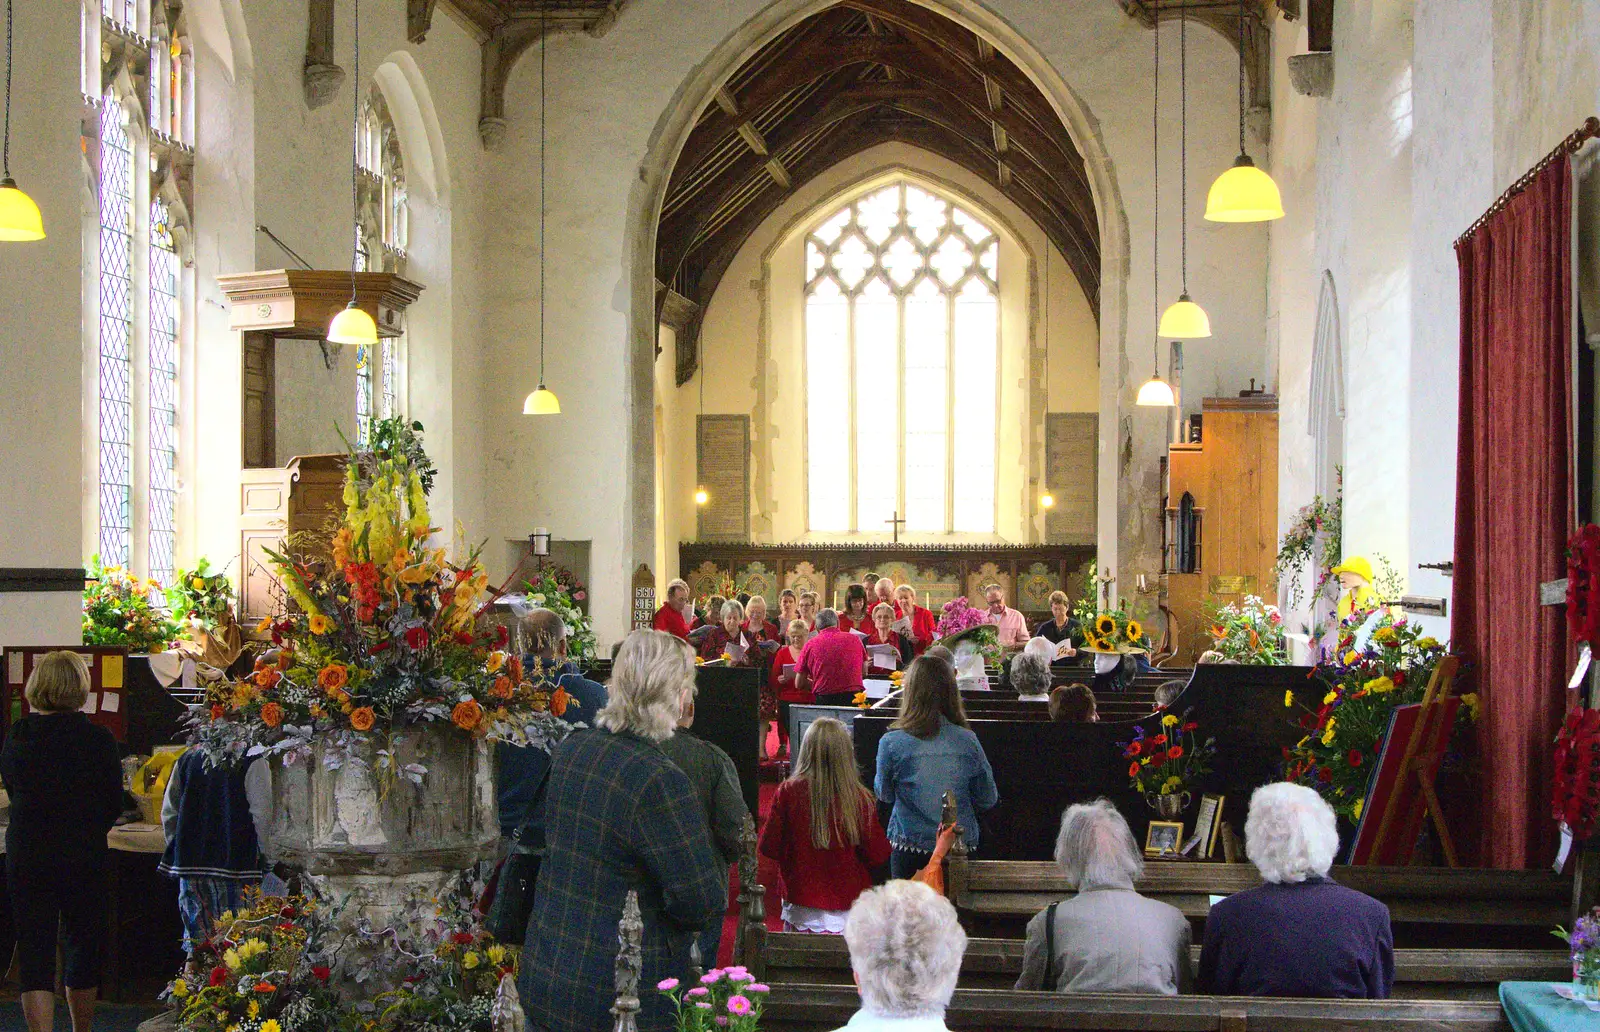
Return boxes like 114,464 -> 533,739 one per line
483,771 -> 550,946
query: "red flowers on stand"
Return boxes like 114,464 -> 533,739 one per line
1569,525 -> 1600,645
1553,708 -> 1600,839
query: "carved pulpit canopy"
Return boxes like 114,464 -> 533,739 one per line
216,270 -> 424,340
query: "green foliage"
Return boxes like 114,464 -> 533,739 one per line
83,554 -> 180,654
524,566 -> 597,665
366,417 -> 437,496
166,557 -> 235,633
1276,470 -> 1342,609
1204,596 -> 1288,665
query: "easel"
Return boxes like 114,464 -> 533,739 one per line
1364,655 -> 1462,867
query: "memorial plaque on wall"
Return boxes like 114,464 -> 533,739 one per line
632,563 -> 656,630
697,414 -> 750,540
1045,413 -> 1097,545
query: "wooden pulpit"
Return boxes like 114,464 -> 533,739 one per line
238,454 -> 348,629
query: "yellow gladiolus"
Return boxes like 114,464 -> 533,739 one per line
1322,691 -> 1337,705
488,944 -> 507,964
1321,719 -> 1337,747
1344,651 -> 1360,665
248,1001 -> 260,1019
463,951 -> 481,970
224,947 -> 242,971
1284,690 -> 1294,708
1352,798 -> 1364,820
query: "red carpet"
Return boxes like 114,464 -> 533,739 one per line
716,727 -> 787,966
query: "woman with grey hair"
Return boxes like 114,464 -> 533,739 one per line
1198,783 -> 1393,998
1015,799 -> 1190,994
520,630 -> 729,1031
832,880 -> 968,1031
1010,650 -> 1054,701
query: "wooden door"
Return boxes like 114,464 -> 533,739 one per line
242,332 -> 276,469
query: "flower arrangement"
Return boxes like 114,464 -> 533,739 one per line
1557,907 -> 1600,1001
1569,525 -> 1600,645
1084,610 -> 1148,654
1205,596 -> 1287,665
935,596 -> 988,638
1275,472 -> 1342,609
524,565 -> 596,665
657,967 -> 769,1031
934,598 -> 1003,666
1120,709 -> 1216,799
1282,612 -> 1466,820
191,434 -> 576,775
83,554 -> 180,654
1553,708 -> 1600,840
167,557 -> 236,635
164,884 -> 517,1032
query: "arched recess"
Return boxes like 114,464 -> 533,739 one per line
627,0 -> 1129,587
1308,271 -> 1344,500
184,0 -> 251,84
370,52 -> 459,534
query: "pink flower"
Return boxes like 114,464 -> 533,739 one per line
656,978 -> 679,991
715,1019 -> 729,1028
727,995 -> 753,1016
747,984 -> 770,993
686,986 -> 710,998
573,591 -> 586,601
694,1002 -> 712,1011
700,970 -> 724,984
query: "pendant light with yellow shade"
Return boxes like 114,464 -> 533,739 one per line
1157,7 -> 1210,339
0,0 -> 45,241
1205,0 -> 1285,223
1138,14 -> 1174,408
327,0 -> 377,346
522,3 -> 561,415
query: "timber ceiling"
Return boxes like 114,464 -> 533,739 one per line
655,0 -> 1102,383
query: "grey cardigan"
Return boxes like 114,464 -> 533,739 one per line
657,731 -> 749,865
1015,883 -> 1192,995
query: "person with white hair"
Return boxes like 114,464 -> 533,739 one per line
1010,649 -> 1054,701
1015,799 -> 1190,994
1197,782 -> 1393,999
832,880 -> 968,1031
520,630 -> 728,1031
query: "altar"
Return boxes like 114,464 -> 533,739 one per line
677,542 -> 1095,620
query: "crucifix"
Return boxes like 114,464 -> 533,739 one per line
885,511 -> 906,543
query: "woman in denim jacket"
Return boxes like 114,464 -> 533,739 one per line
874,656 -> 999,878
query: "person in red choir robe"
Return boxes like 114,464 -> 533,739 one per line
770,619 -> 811,756
838,584 -> 871,634
652,578 -> 693,640
873,577 -> 898,615
798,591 -> 820,630
862,603 -> 914,674
894,584 -> 937,655
744,595 -> 780,643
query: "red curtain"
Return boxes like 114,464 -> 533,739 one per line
1453,153 -> 1573,869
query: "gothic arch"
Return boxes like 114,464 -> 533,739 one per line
374,51 -> 451,208
1308,271 -> 1344,498
627,0 -> 1129,580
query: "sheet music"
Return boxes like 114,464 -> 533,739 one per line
866,644 -> 900,671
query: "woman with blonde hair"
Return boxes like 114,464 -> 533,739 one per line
520,630 -> 728,1031
874,657 -> 998,878
1,651 -> 125,1032
760,717 -> 891,932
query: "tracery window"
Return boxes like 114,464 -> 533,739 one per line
354,91 -> 406,447
804,182 -> 999,535
85,0 -> 194,586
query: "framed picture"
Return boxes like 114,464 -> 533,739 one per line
1145,820 -> 1185,857
1195,794 -> 1226,859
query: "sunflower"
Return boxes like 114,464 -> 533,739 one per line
1095,615 -> 1116,637
1125,620 -> 1142,643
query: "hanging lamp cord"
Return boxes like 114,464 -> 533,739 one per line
347,0 -> 360,304
1179,6 -> 1188,295
1151,10 -> 1161,376
4,0 -> 14,181
538,3 -> 547,385
1238,0 -> 1247,156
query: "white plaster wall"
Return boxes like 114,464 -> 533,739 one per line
0,0 -> 87,643
491,0 -> 1270,640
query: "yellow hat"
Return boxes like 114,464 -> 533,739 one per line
1330,556 -> 1374,583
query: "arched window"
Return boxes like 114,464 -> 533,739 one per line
804,182 -> 999,535
86,0 -> 194,586
354,90 -> 407,447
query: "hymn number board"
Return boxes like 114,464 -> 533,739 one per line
3,645 -> 130,741
632,563 -> 656,631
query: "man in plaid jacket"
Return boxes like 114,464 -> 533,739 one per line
519,631 -> 729,1032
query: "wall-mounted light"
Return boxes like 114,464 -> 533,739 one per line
1040,491 -> 1056,510
694,487 -> 709,507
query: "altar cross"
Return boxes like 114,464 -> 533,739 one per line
885,510 -> 906,543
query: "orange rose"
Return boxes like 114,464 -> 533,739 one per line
451,699 -> 484,731
349,706 -> 375,731
508,656 -> 523,684
491,675 -> 514,699
254,668 -> 281,690
318,665 -> 349,692
550,688 -> 569,718
210,703 -> 226,721
259,702 -> 284,728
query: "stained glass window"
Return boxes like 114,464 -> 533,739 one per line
97,94 -> 134,568
355,91 -> 406,447
804,183 -> 1000,534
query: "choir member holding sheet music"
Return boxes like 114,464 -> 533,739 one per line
894,584 -> 937,655
693,599 -> 758,666
862,603 -> 914,674
838,584 -> 872,634
744,595 -> 781,643
772,619 -> 812,754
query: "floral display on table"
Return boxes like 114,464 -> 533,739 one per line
656,967 -> 770,1032
82,554 -> 180,654
523,565 -> 596,665
1205,595 -> 1287,665
190,437 -> 576,777
1556,907 -> 1600,1002
163,885 -> 518,1032
1120,709 -> 1217,816
1282,612 -> 1468,821
1275,473 -> 1341,609
1082,610 -> 1149,655
167,557 -> 235,633
1553,708 -> 1600,840
1568,525 -> 1600,645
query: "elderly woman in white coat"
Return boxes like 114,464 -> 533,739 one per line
1014,799 -> 1192,995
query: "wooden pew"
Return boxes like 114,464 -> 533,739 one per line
946,858 -> 1572,948
759,985 -> 1511,1031
760,931 -> 1565,1000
